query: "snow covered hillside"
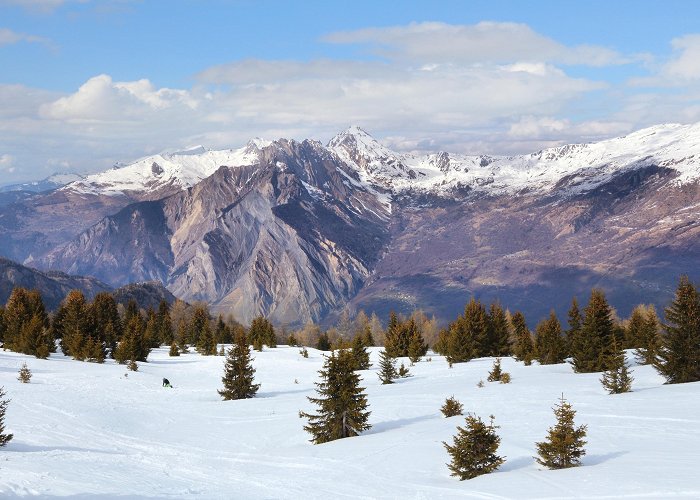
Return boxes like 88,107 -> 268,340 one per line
1,347 -> 698,498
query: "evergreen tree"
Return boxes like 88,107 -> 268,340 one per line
600,336 -> 633,394
440,396 -> 464,417
189,304 -> 210,346
157,300 -> 174,346
624,305 -> 647,349
56,290 -> 93,360
123,299 -> 140,326
213,315 -> 230,345
113,314 -> 150,363
0,306 -> 5,345
398,362 -> 411,378
443,414 -> 505,480
377,349 -> 398,384
407,323 -> 428,364
633,306 -> 661,366
4,288 -> 52,357
218,330 -> 260,400
196,319 -> 217,355
316,331 -> 331,351
169,341 -> 180,357
143,310 -> 161,349
654,276 -> 700,384
535,397 -> 587,469
445,298 -> 488,363
300,349 -> 371,444
84,337 -> 106,363
249,316 -> 276,348
287,332 -> 298,347
89,292 -> 122,355
383,311 -> 401,357
17,362 -> 31,383
487,358 -> 503,382
487,302 -> 511,357
511,311 -> 535,364
351,333 -> 371,370
535,312 -> 566,365
176,319 -> 189,353
571,289 -> 614,373
127,359 -> 138,371
362,324 -> 375,347
566,298 -> 582,357
0,387 -> 13,447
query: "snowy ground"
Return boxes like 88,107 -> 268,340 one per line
0,346 -> 699,499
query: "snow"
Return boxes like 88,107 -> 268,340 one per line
1,347 -> 699,498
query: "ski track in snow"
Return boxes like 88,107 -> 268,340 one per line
0,347 -> 699,498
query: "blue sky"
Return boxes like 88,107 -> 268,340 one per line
1,0 -> 700,183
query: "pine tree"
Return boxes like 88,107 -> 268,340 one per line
157,300 -> 174,346
169,341 -> 180,357
89,292 -> 122,355
143,310 -> 160,349
3,288 -> 52,357
287,333 -> 298,347
316,331 -> 331,351
196,319 -> 217,355
487,302 -> 511,357
56,290 -> 93,360
487,358 -> 503,382
84,337 -> 106,363
377,349 -> 398,384
441,396 -> 464,417
565,298 -> 582,357
445,298 -> 488,363
300,349 -> 371,444
407,324 -> 427,364
443,414 -> 505,480
0,387 -> 13,447
383,311 -> 402,357
398,362 -> 410,378
535,312 -> 566,365
654,276 -> 700,384
363,324 -> 375,347
249,316 -> 276,349
535,397 -> 587,469
511,311 -> 535,364
571,289 -> 614,373
127,359 -> 138,371
189,304 -> 210,346
351,333 -> 371,370
113,315 -> 150,364
600,336 -> 633,394
633,306 -> 661,365
214,315 -> 230,345
218,330 -> 260,400
17,362 -> 31,383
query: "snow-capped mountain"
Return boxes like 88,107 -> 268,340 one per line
3,122 -> 700,325
0,172 -> 85,193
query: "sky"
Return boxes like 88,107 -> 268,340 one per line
1,0 -> 700,184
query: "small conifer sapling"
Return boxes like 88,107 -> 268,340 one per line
600,336 -> 633,394
441,396 -> 464,417
219,331 -> 260,400
0,387 -> 13,447
377,349 -> 398,384
17,363 -> 31,383
487,358 -> 503,382
443,414 -> 505,480
535,396 -> 587,469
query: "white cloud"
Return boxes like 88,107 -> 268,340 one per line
323,21 -> 634,67
663,34 -> 700,81
0,27 -> 49,47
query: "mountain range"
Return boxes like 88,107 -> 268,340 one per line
2,123 -> 700,325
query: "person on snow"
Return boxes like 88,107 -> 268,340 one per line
162,378 -> 172,388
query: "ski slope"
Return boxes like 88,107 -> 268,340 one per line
1,346 -> 699,498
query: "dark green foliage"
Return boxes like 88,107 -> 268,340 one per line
249,316 -> 276,349
0,387 -> 13,447
600,336 -> 633,394
56,290 -> 93,360
511,311 -> 534,364
113,315 -> 150,364
287,332 -> 298,347
299,347 -> 309,358
17,362 -> 31,383
189,304 -> 210,346
444,298 -> 488,364
169,341 -> 180,356
84,337 -> 106,363
213,315 -> 230,345
407,323 -> 428,364
487,303 -> 511,357
363,326 -> 375,347
300,349 -> 371,444
377,349 -> 398,384
123,299 -> 140,326
127,359 -> 138,371
632,306 -> 661,365
443,414 -> 505,480
535,312 -> 566,365
398,362 -> 410,378
0,307 -> 5,344
441,396 -> 464,417
571,289 -> 614,373
351,333 -> 371,370
487,358 -> 503,382
144,310 -> 161,349
566,298 -> 582,358
196,319 -> 217,356
535,397 -> 587,469
219,330 -> 260,400
157,300 -> 174,346
3,288 -> 52,358
654,276 -> 700,384
316,331 -> 331,351
383,311 -> 402,357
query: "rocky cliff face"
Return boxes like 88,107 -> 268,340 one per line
6,122 -> 700,325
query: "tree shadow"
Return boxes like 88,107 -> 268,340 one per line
499,455 -> 534,472
584,450 -> 628,465
7,442 -> 121,455
257,388 -> 312,398
366,413 -> 435,434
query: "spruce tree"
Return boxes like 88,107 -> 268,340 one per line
4,288 -> 52,357
654,276 -> 700,384
535,312 -> 566,365
300,349 -> 371,444
84,337 -> 106,363
196,320 -> 217,355
377,349 -> 398,384
56,290 -> 93,360
363,325 -> 375,347
571,289 -> 614,373
189,304 -> 210,346
511,311 -> 535,364
351,333 -> 371,370
157,300 -> 174,346
287,333 -> 298,347
445,298 -> 488,363
535,397 -> 587,469
249,316 -> 276,349
398,362 -> 411,378
487,358 -> 503,382
487,302 -> 511,357
383,311 -> 402,357
600,336 -> 633,394
17,362 -> 31,383
316,331 -> 331,351
407,325 -> 427,364
89,292 -> 122,355
0,387 -> 13,447
441,396 -> 464,417
443,414 -> 505,480
169,341 -> 180,357
218,331 -> 260,400
566,298 -> 582,357
633,306 -> 661,366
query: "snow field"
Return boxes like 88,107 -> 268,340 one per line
1,347 -> 699,498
